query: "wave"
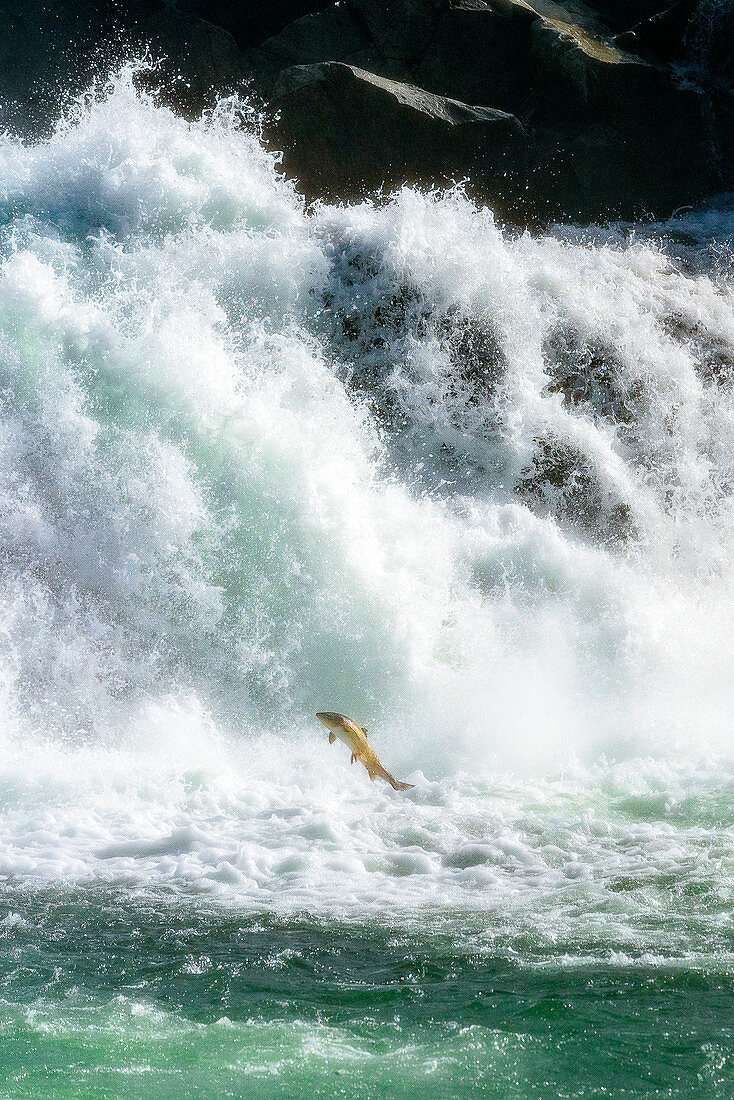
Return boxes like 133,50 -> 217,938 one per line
0,66 -> 732,918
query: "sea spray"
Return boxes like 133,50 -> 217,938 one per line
0,68 -> 731,944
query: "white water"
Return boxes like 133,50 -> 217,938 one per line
0,69 -> 733,951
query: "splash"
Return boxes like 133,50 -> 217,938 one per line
0,69 -> 733,923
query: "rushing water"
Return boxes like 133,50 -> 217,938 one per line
0,67 -> 733,1097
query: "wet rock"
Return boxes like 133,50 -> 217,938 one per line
136,7 -> 250,113
271,62 -> 529,216
447,318 -> 508,398
543,327 -> 645,424
613,0 -> 699,64
346,0 -> 448,61
176,0 -> 334,48
516,437 -> 636,543
662,313 -> 734,387
319,244 -> 506,465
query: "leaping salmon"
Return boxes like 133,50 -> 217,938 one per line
316,712 -> 414,791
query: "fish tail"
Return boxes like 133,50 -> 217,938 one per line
365,756 -> 414,791
389,777 -> 414,791
379,765 -> 414,791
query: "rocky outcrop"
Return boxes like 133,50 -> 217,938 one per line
175,0 -> 334,50
613,0 -> 699,63
0,0 -> 732,225
346,0 -> 447,61
521,12 -> 721,220
253,0 -> 731,222
271,63 -> 529,216
614,0 -> 734,83
414,0 -> 537,111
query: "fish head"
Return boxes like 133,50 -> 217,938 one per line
316,712 -> 348,732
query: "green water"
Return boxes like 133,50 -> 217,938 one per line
2,66 -> 734,1100
0,892 -> 731,1098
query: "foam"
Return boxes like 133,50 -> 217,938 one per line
0,68 -> 733,949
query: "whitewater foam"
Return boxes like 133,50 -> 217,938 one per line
0,68 -> 733,947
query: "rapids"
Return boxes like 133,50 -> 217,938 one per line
0,66 -> 733,1098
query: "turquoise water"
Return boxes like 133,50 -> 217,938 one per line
1,892 -> 732,1098
0,66 -> 734,1095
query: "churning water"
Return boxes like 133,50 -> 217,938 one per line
0,68 -> 733,1097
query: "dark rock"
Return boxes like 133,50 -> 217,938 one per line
662,313 -> 734,387
248,1 -> 420,90
612,0 -> 734,81
175,0 -> 334,49
259,4 -> 372,65
415,0 -> 537,114
685,1 -> 734,82
516,436 -> 636,544
261,0 -> 725,223
260,0 -> 730,222
346,0 -> 447,61
270,62 -> 530,216
613,0 -> 698,63
136,7 -> 250,112
524,15 -> 721,218
320,243 -> 507,422
247,3 -> 380,91
529,16 -> 654,123
574,0 -> 675,33
543,327 -> 645,423
0,0 -> 732,226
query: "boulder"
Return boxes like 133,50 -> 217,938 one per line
0,0 -> 731,225
175,0 -> 334,48
246,3 -> 383,91
270,62 -> 530,216
685,2 -> 734,83
136,7 -> 250,113
345,0 -> 447,61
257,4 -> 372,66
414,0 -> 537,114
613,0 -> 699,63
573,0 -> 675,33
528,14 -> 697,123
516,436 -> 636,544
258,0 -> 728,222
526,16 -> 721,218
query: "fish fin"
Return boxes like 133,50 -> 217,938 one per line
382,767 -> 414,791
368,771 -> 377,781
351,753 -> 357,764
390,778 -> 415,791
328,733 -> 336,744
362,726 -> 368,733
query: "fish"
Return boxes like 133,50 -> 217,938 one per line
316,712 -> 414,791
